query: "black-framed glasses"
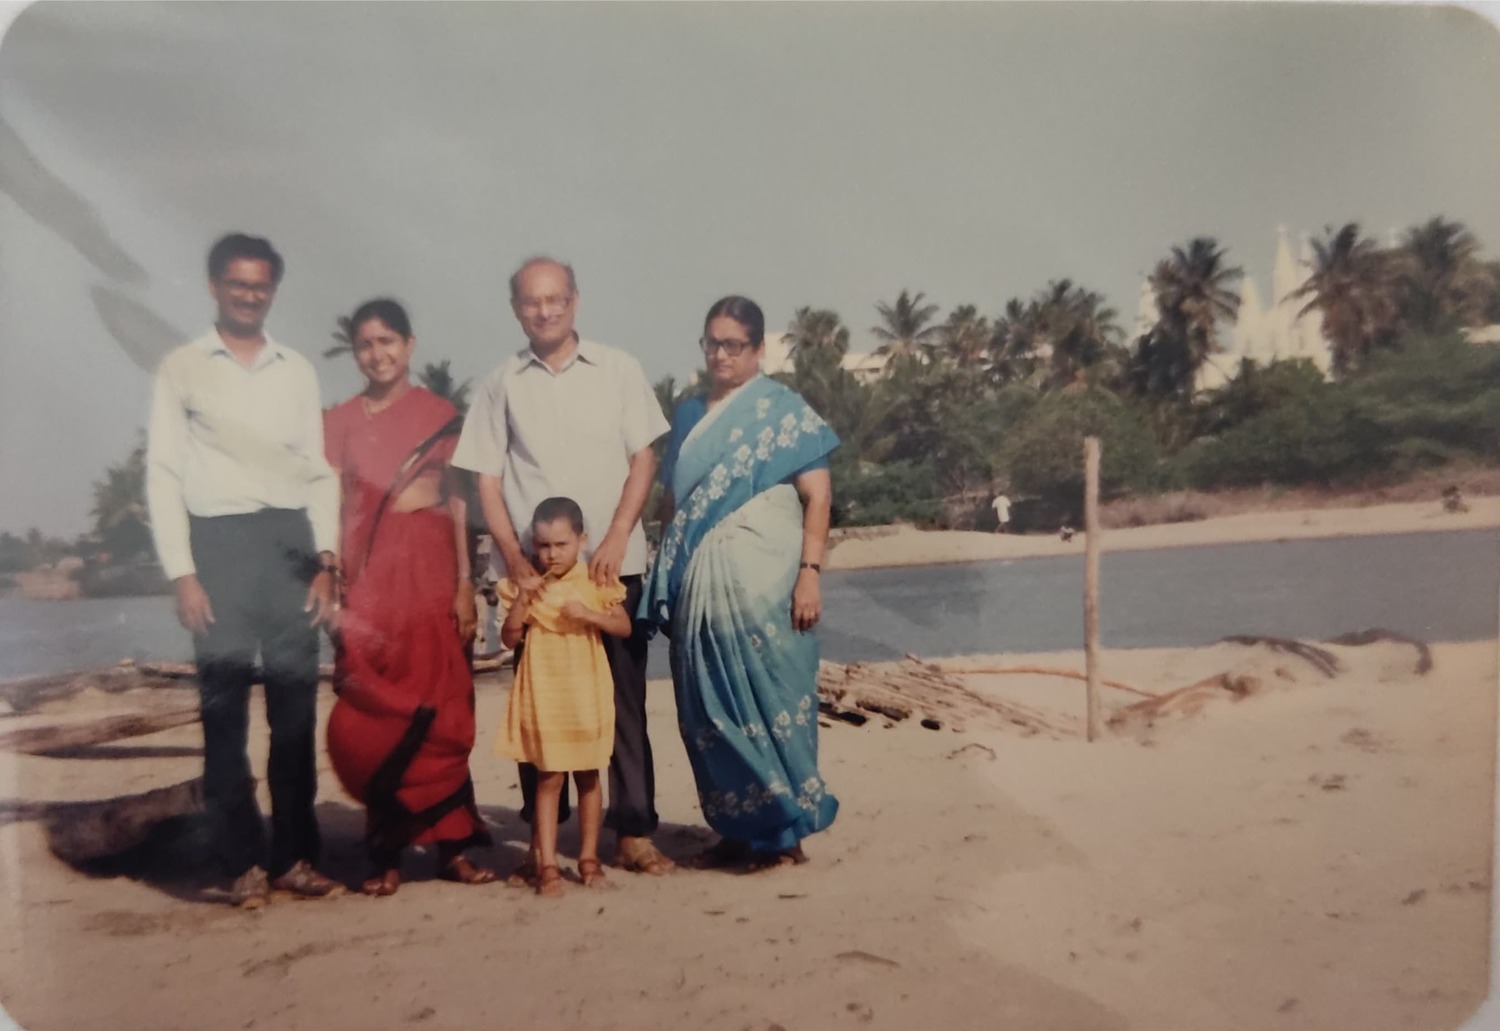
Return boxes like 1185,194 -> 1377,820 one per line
700,336 -> 755,357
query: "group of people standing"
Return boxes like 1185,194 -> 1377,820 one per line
145,233 -> 840,907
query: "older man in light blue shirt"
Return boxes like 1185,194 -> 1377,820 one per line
454,256 -> 674,877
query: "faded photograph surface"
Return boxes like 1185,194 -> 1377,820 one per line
1,3 -> 1497,1030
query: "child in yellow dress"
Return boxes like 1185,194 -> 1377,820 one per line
499,497 -> 631,897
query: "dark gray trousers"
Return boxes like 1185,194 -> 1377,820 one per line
189,509 -> 322,879
518,575 -> 658,836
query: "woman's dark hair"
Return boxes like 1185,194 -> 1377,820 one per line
704,295 -> 765,346
207,233 -> 284,284
531,496 -> 585,534
349,298 -> 413,340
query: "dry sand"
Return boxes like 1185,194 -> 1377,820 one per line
827,494 -> 1500,570
1,633 -> 1494,1031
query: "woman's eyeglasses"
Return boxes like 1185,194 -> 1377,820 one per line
700,336 -> 756,357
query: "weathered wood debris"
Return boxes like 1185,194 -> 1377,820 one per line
816,656 -> 1077,738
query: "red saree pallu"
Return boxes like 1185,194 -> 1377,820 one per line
325,389 -> 487,856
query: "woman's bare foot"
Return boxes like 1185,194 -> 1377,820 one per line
578,857 -> 607,887
536,864 -> 565,898
361,869 -> 401,896
746,844 -> 808,871
686,838 -> 752,870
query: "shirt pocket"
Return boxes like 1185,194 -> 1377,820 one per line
569,376 -> 625,450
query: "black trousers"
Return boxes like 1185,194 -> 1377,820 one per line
189,509 -> 322,879
518,575 -> 658,837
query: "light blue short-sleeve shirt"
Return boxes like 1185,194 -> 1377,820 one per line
451,338 -> 669,578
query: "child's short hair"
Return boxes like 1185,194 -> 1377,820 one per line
531,497 -> 585,534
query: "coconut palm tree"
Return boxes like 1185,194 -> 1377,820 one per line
870,290 -> 942,359
417,360 -> 472,415
1032,279 -> 1123,391
1137,237 -> 1242,399
935,305 -> 992,375
324,315 -> 355,359
1287,222 -> 1400,376
989,297 -> 1045,387
1396,216 -> 1495,335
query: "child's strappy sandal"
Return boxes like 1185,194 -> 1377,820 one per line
536,864 -> 565,898
578,858 -> 607,887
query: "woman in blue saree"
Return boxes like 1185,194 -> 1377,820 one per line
640,296 -> 840,867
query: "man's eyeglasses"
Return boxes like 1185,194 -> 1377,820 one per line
517,293 -> 574,314
700,336 -> 756,357
219,279 -> 274,297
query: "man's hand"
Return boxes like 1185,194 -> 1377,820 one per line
173,574 -> 215,636
305,570 -> 338,629
791,569 -> 821,632
454,580 -> 477,642
503,548 -> 544,595
588,529 -> 629,586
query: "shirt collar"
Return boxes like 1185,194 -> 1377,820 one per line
517,335 -> 600,374
198,328 -> 288,370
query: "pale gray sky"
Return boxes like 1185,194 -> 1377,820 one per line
2,1 -> 1499,537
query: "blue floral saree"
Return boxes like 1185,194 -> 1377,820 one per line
640,374 -> 841,852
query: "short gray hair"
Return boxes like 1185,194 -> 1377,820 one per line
509,256 -> 577,301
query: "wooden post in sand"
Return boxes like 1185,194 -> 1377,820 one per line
1083,436 -> 1102,741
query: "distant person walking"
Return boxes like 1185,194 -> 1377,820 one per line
991,493 -> 1012,533
453,256 -> 675,879
145,233 -> 343,907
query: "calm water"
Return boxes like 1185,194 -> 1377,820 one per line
2,528 -> 1496,681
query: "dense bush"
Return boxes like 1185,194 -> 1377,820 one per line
1178,333 -> 1500,490
833,459 -> 943,527
1002,388 -> 1164,509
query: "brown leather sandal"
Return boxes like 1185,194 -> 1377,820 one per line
578,857 -> 607,886
536,864 -> 565,898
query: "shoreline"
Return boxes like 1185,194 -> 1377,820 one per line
5,496 -> 1498,602
827,495 -> 1500,571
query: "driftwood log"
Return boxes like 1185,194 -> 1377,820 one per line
43,777 -> 204,864
817,658 -> 1076,738
0,707 -> 201,755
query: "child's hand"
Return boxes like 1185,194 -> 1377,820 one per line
560,599 -> 596,625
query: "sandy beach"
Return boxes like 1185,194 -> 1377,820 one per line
827,494 -> 1500,570
0,629 -> 1494,1031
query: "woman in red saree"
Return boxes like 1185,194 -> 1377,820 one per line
325,298 -> 494,895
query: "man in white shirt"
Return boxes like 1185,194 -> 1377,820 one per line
991,493 -> 1012,533
146,233 -> 343,907
453,256 -> 675,877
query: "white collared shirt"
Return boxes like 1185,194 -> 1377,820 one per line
145,329 -> 339,580
452,338 -> 668,578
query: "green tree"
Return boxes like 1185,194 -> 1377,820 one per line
324,315 -> 356,359
1287,222 -> 1400,377
989,297 -> 1046,387
935,304 -> 992,377
1032,279 -> 1124,391
89,436 -> 153,559
1133,237 -> 1242,401
417,360 -> 472,415
870,290 -> 942,360
1396,216 -> 1495,335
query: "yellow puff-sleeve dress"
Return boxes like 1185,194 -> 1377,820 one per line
497,561 -> 627,772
